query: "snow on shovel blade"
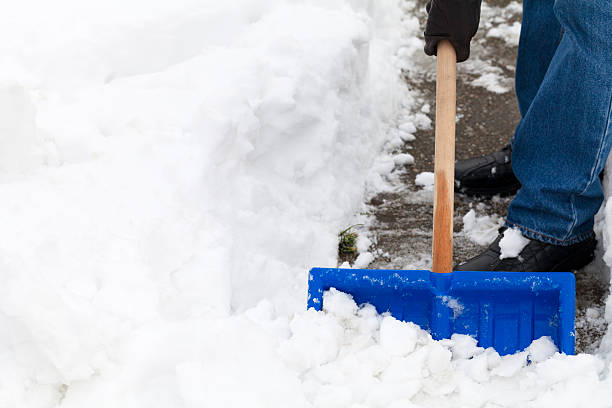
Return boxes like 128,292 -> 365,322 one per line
307,268 -> 575,356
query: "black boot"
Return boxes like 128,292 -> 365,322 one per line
455,145 -> 521,197
455,229 -> 597,272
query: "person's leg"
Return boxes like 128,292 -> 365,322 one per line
506,0 -> 612,245
453,0 -> 562,197
515,0 -> 562,117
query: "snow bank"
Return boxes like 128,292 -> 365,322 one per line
0,0 -> 408,405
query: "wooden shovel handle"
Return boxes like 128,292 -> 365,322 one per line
432,40 -> 457,274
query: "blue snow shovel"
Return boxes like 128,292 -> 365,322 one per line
307,41 -> 575,356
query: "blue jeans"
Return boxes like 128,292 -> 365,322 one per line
505,0 -> 612,245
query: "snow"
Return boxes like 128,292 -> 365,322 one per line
354,252 -> 376,268
411,112 -> 433,130
448,334 -> 483,360
4,0 -> 612,407
487,22 -> 522,46
462,209 -> 504,246
499,227 -> 531,259
415,171 -> 435,189
400,132 -> 417,142
442,296 -> 465,318
472,72 -> 512,94
393,153 -> 415,166
354,234 -> 376,268
380,316 -> 419,356
0,0 -> 409,405
399,122 -> 417,143
491,351 -> 528,377
594,156 -> 612,363
281,292 -> 612,407
356,235 -> 374,253
457,1 -> 520,96
323,288 -> 360,320
528,337 -> 558,363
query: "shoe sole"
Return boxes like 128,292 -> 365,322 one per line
550,246 -> 596,272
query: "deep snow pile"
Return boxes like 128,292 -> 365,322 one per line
285,290 -> 612,408
0,0 -> 410,406
3,0 -> 612,407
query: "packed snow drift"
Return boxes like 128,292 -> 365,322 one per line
2,0 -> 612,407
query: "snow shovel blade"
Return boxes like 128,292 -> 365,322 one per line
307,268 -> 575,355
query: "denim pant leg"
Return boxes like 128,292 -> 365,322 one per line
506,0 -> 612,245
515,0 -> 562,117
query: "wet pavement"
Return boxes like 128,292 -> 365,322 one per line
363,0 -> 609,353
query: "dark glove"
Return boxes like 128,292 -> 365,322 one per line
424,0 -> 482,63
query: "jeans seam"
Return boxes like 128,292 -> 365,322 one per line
505,219 -> 562,242
564,195 -> 578,241
562,86 -> 612,241
506,219 -> 592,245
580,93 -> 611,196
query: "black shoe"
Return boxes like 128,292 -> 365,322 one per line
455,145 -> 521,197
455,229 -> 597,272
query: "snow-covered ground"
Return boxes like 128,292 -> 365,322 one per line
2,0 -> 612,407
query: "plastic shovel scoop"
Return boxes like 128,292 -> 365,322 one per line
307,41 -> 575,355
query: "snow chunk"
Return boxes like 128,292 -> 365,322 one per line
459,353 -> 490,383
462,209 -> 504,246
527,337 -> 558,363
492,351 -> 528,377
354,252 -> 375,268
393,153 -> 414,166
412,113 -> 432,130
399,122 -> 417,134
398,121 -> 416,142
388,136 -> 405,149
323,289 -> 358,320
415,172 -> 435,189
426,342 -> 453,375
279,310 -> 344,371
450,334 -> 483,360
399,132 -> 416,142
379,316 -> 418,356
499,227 -> 530,259
472,72 -> 511,94
356,235 -> 372,253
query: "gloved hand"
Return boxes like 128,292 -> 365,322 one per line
424,0 -> 482,63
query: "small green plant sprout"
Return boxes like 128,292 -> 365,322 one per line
338,224 -> 363,257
